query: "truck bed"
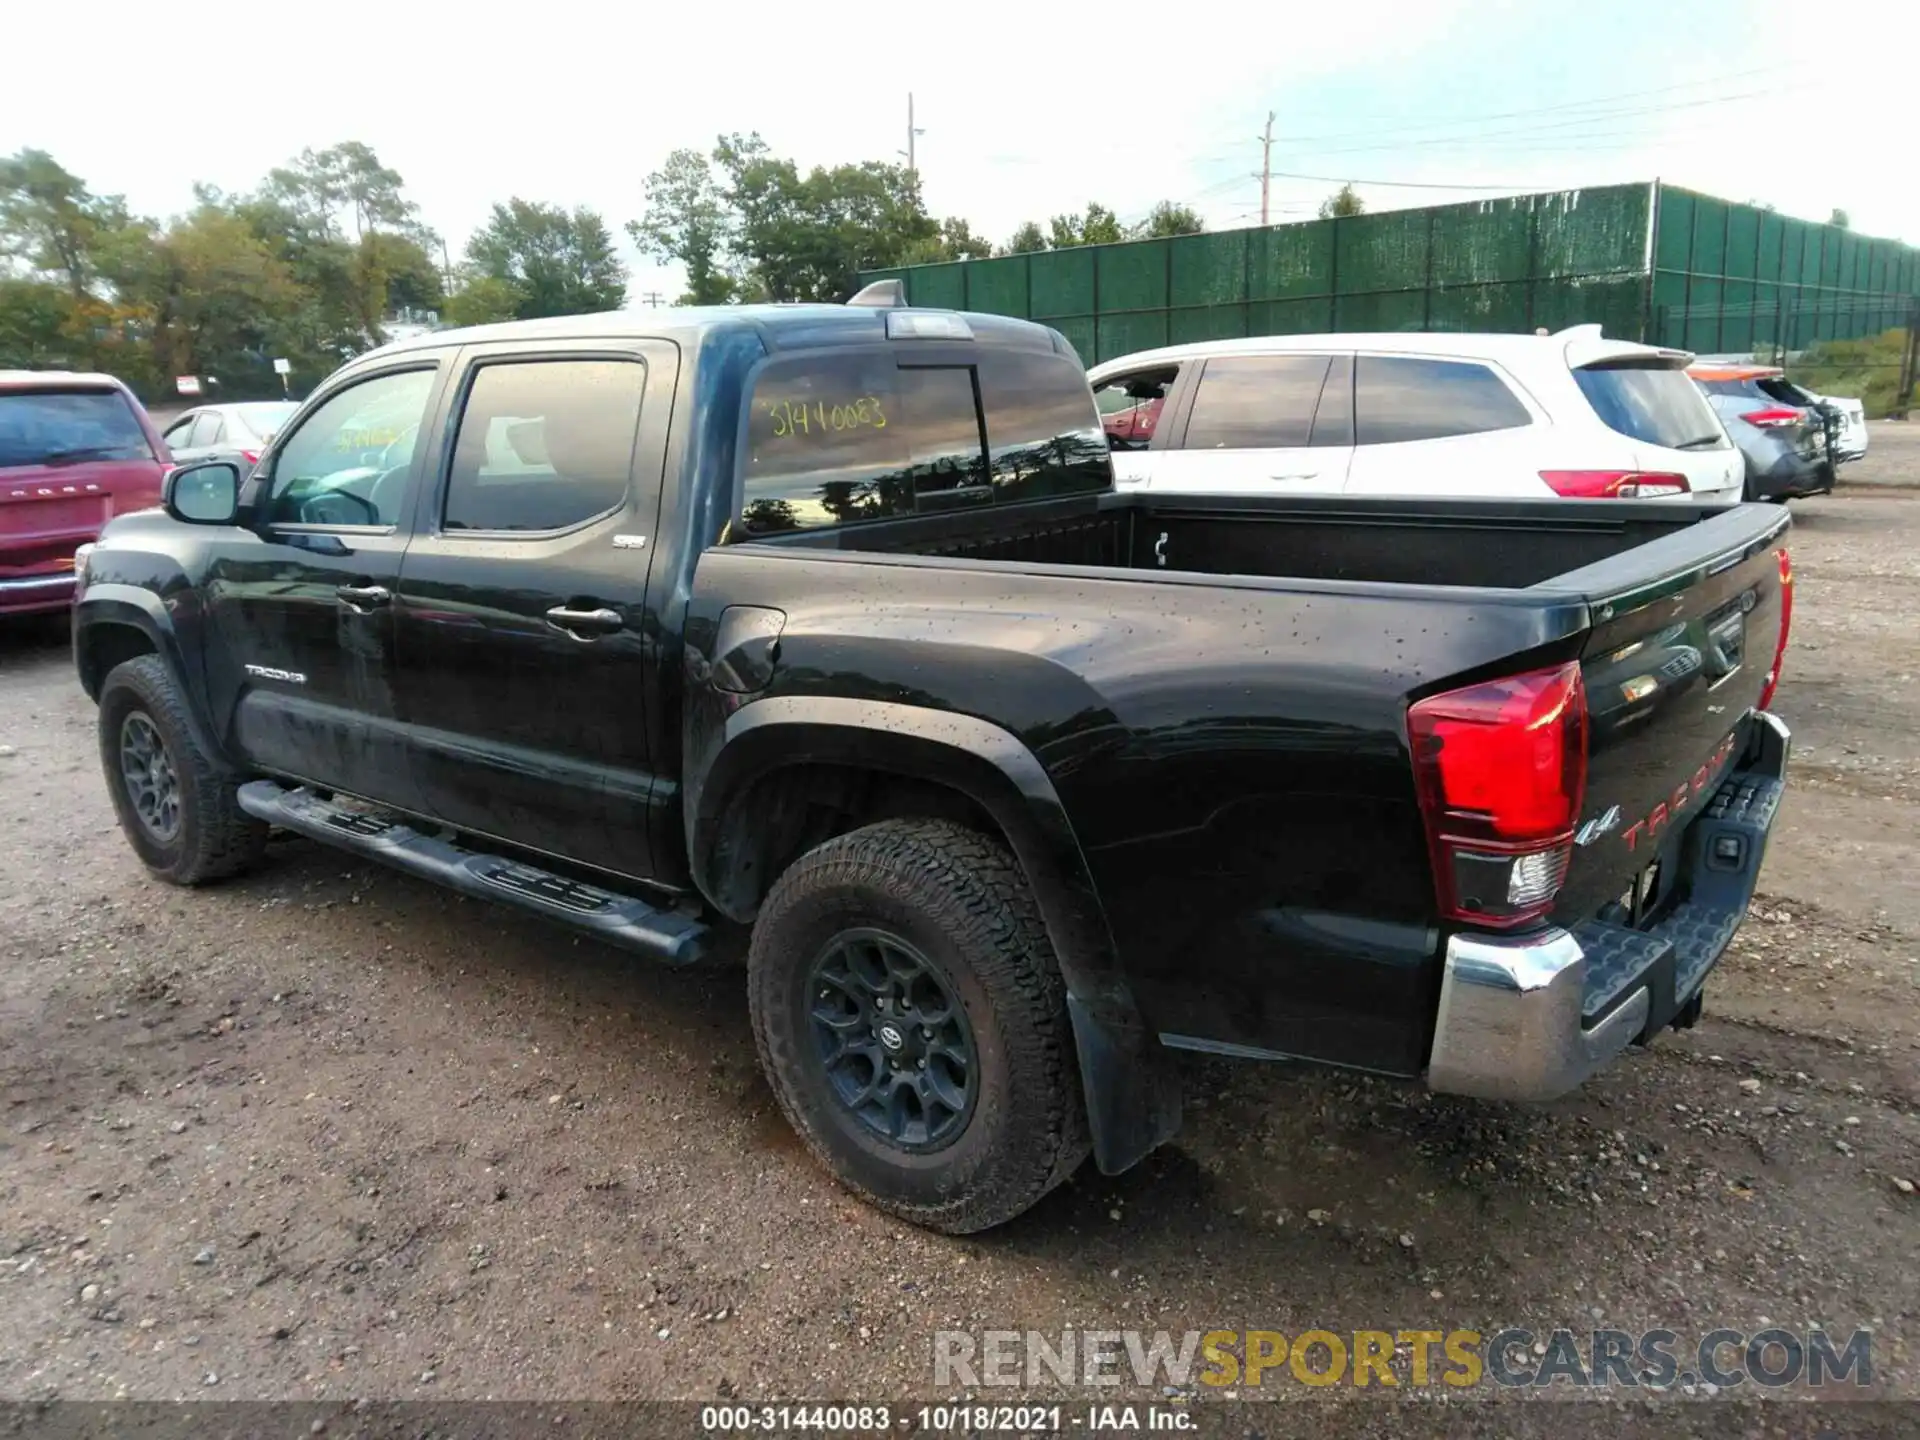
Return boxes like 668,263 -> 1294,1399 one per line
751,490 -> 1755,594
710,490 -> 1791,1080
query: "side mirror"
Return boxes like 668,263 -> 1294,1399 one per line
163,460 -> 241,525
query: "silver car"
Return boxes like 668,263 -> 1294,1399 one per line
160,402 -> 299,467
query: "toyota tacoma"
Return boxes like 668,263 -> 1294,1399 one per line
73,292 -> 1794,1232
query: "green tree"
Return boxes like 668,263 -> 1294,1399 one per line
1001,221 -> 1048,255
0,277 -> 79,368
630,148 -> 737,305
137,203 -> 303,386
898,216 -> 995,266
934,216 -> 993,259
465,199 -> 627,317
1318,184 -> 1365,220
1047,203 -> 1125,249
365,231 -> 444,314
714,132 -> 937,301
1134,201 -> 1204,238
256,142 -> 434,344
442,274 -> 524,327
266,143 -> 419,242
0,149 -> 131,299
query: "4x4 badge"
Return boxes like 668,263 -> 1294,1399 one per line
1574,805 -> 1622,847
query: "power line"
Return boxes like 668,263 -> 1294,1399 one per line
1303,82 -> 1817,157
1267,62 -> 1802,146
1269,168 -> 1580,192
1182,66 -> 1806,168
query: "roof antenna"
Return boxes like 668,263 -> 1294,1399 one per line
847,279 -> 906,308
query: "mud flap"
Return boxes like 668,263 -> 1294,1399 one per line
1067,993 -> 1183,1175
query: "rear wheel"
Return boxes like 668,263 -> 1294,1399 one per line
748,819 -> 1088,1233
97,656 -> 267,885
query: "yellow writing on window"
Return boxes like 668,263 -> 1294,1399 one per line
337,426 -> 403,451
763,395 -> 887,441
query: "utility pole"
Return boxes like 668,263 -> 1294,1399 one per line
902,93 -> 925,176
641,290 -> 664,308
1255,112 -> 1274,227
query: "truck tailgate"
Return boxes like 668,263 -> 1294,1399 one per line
1542,501 -> 1792,926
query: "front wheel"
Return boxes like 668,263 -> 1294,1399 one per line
748,819 -> 1088,1233
97,655 -> 267,885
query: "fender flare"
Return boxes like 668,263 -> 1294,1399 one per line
691,695 -> 1180,1174
74,587 -> 234,776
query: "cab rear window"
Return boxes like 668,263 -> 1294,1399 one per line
0,389 -> 154,469
739,346 -> 1109,536
1575,365 -> 1726,450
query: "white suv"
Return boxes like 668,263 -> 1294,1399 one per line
1088,325 -> 1742,505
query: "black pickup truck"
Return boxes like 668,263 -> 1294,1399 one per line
72,295 -> 1795,1233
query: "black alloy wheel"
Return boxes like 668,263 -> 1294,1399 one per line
805,926 -> 979,1151
118,711 -> 182,842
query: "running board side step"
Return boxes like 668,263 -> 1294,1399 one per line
236,781 -> 708,965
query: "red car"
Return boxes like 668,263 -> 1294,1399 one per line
1,372 -> 170,618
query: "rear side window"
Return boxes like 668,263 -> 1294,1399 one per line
1575,365 -> 1726,450
1757,378 -> 1814,407
0,389 -> 154,469
739,346 -> 1107,536
974,349 -> 1109,503
1182,355 -> 1333,450
445,359 -> 645,532
1355,357 -> 1531,446
1093,365 -> 1178,451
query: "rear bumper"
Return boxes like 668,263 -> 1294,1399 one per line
1744,441 -> 1833,499
1427,710 -> 1790,1103
0,570 -> 77,616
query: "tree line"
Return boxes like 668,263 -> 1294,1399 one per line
629,135 -> 1205,306
0,135 -> 1260,399
0,143 -> 632,400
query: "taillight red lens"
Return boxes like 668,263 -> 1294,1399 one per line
1409,662 -> 1588,928
1758,548 -> 1792,711
1741,408 -> 1802,429
242,449 -> 260,465
1540,470 -> 1691,499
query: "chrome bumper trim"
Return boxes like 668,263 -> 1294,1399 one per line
0,572 -> 77,595
1427,928 -> 1648,1102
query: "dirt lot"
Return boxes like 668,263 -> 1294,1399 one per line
2,455 -> 1917,1426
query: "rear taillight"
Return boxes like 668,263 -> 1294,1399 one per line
1758,548 -> 1793,711
1741,408 -> 1802,429
1409,662 -> 1588,929
242,449 -> 260,465
1541,470 -> 1691,499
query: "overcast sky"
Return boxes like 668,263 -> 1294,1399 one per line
5,0 -> 1916,303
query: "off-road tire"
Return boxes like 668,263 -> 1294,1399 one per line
749,819 -> 1089,1233
97,655 -> 267,885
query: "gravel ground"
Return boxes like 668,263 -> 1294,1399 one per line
1,473 -> 1916,1430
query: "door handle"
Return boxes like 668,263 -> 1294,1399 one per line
335,583 -> 391,609
1268,472 -> 1320,482
545,605 -> 625,636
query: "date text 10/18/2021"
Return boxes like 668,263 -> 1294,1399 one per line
700,1406 -> 1191,1433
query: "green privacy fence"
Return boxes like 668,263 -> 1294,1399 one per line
1651,185 -> 1920,355
859,183 -> 1920,366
